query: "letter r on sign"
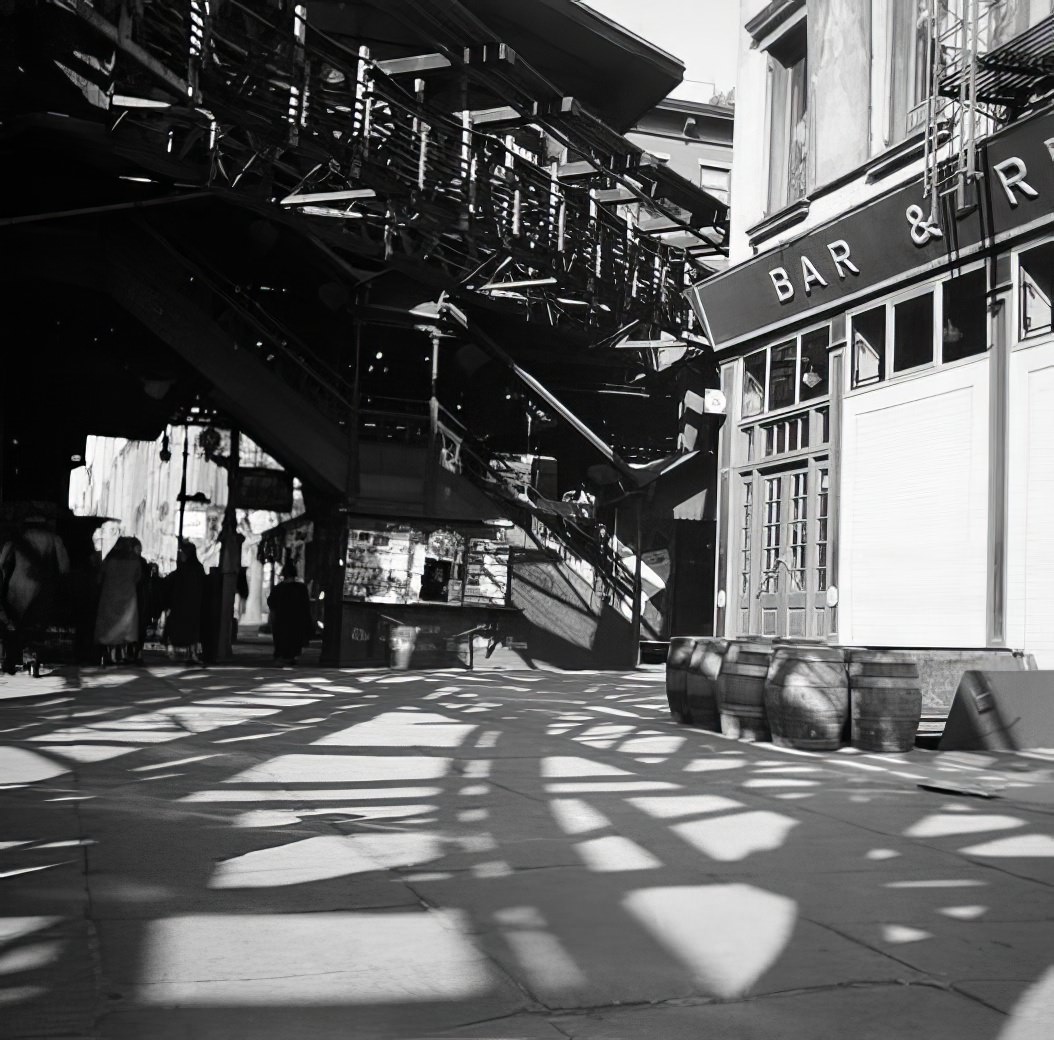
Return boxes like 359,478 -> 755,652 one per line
769,267 -> 794,302
993,157 -> 1038,207
827,240 -> 860,279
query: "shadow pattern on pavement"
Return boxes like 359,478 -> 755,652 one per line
1,664 -> 1054,1039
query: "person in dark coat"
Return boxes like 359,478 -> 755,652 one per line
139,562 -> 164,648
267,562 -> 314,665
164,540 -> 205,666
71,540 -> 103,665
94,536 -> 143,666
0,514 -> 71,676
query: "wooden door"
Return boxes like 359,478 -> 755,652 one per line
756,469 -> 810,637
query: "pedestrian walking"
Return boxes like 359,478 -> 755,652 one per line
139,561 -> 165,646
94,536 -> 144,666
164,540 -> 205,666
0,513 -> 71,676
267,562 -> 314,665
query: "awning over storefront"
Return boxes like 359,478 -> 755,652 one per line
687,106 -> 1054,352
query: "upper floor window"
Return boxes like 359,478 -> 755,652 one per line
850,267 -> 988,388
887,0 -> 957,146
699,162 -> 731,206
767,21 -> 808,212
990,0 -> 1054,48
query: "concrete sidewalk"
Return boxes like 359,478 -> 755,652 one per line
1,663 -> 1053,1040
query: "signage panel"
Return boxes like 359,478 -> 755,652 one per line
232,467 -> 294,512
689,109 -> 1054,349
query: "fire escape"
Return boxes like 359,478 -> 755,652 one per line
24,0 -> 730,610
919,0 -> 1054,213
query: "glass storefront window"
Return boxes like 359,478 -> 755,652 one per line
800,327 -> 829,400
743,350 -> 767,417
943,269 -> 988,363
852,306 -> 886,386
1020,242 -> 1053,340
769,340 -> 797,411
893,292 -> 935,372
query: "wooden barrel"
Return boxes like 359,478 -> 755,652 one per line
849,651 -> 922,752
717,640 -> 775,741
766,645 -> 849,751
666,636 -> 700,722
685,639 -> 729,731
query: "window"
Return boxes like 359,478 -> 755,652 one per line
769,341 -> 797,410
763,476 -> 782,592
740,480 -> 753,598
767,21 -> 808,211
800,327 -> 829,400
743,350 -> 767,418
762,415 -> 808,457
699,163 -> 731,206
1020,241 -> 1054,340
990,0 -> 1053,48
789,472 -> 808,592
740,325 -> 830,417
816,469 -> 829,592
851,270 -> 988,388
943,268 -> 988,361
888,0 -> 954,146
893,293 -> 934,372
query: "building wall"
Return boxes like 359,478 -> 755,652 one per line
729,0 -> 955,263
705,0 -> 1054,659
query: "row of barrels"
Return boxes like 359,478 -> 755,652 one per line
666,637 -> 922,753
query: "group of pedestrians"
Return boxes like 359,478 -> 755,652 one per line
92,536 -> 208,667
1,516 -> 210,675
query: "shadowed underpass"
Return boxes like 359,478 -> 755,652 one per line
2,665 -> 1054,1040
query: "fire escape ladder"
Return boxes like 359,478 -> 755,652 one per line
934,3 -> 1054,206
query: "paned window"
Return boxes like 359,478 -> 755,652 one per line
888,0 -> 954,146
740,480 -> 753,597
816,468 -> 829,592
851,270 -> 988,389
740,326 -> 830,417
767,22 -> 808,211
763,476 -> 782,592
789,472 -> 808,591
762,415 -> 809,457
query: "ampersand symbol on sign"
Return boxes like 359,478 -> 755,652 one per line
905,204 -> 944,246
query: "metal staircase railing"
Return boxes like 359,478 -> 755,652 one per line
47,0 -> 721,337
434,404 -> 636,604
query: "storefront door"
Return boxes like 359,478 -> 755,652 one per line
755,469 -> 811,637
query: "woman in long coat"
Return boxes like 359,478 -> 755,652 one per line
94,537 -> 144,666
165,541 -> 205,665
